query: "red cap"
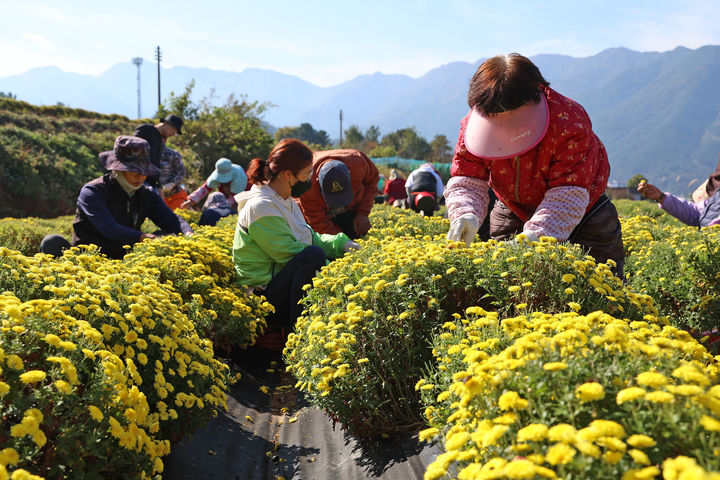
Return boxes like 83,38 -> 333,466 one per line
464,95 -> 549,160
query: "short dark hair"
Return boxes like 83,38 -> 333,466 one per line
467,53 -> 550,116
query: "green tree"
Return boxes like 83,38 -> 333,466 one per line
340,125 -> 382,154
164,81 -> 275,186
157,80 -> 200,121
429,134 -> 452,163
342,125 -> 364,149
365,125 -> 381,144
275,122 -> 331,147
379,127 -> 431,160
626,173 -> 647,189
0,91 -> 17,99
368,144 -> 397,158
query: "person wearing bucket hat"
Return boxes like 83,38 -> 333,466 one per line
297,149 -> 380,239
64,135 -> 192,259
181,157 -> 248,226
405,163 -> 444,217
233,139 -> 360,349
445,53 -> 624,276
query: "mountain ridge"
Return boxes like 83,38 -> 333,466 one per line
1,45 -> 719,194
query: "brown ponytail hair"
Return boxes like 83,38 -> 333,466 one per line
246,138 -> 313,185
467,53 -> 550,116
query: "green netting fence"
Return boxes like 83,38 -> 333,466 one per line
370,157 -> 451,182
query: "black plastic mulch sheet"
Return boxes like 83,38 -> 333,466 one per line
163,348 -> 439,480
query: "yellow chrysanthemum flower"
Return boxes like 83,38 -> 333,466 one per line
19,370 -> 46,384
576,382 -> 605,402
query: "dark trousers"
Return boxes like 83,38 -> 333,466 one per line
262,246 -> 326,328
331,211 -> 359,239
199,206 -> 235,227
477,190 -> 497,241
489,195 -> 625,277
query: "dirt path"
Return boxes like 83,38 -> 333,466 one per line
163,348 -> 437,480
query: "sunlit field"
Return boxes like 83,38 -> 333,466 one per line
1,202 -> 718,479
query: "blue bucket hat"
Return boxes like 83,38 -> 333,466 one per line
99,135 -> 159,176
318,160 -> 353,209
207,158 -> 247,194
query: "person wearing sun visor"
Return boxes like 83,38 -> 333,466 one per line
445,53 -> 624,276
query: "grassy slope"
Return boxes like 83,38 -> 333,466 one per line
0,98 -> 142,218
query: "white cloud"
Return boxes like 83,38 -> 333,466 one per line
26,4 -> 70,23
22,32 -> 56,51
622,0 -> 720,52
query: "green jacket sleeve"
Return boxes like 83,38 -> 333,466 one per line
312,231 -> 349,260
247,215 -> 309,265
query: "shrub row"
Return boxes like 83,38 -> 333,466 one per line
283,204 -> 719,479
284,225 -> 657,438
622,216 -> 720,335
0,224 -> 272,478
418,308 -> 719,479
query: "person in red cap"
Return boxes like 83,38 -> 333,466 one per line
405,163 -> 444,216
297,149 -> 380,239
445,53 -> 624,275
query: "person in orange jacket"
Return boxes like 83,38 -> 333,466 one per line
297,149 -> 380,239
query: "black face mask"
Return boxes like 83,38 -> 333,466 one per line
290,178 -> 312,198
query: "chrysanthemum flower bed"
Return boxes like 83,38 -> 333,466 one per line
418,308 -> 720,479
284,223 -> 657,439
0,234 -> 270,479
1,293 -> 168,479
622,216 -> 720,335
2,203 -> 720,478
125,228 -> 272,348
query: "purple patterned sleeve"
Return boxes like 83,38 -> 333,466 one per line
444,176 -> 489,222
660,193 -> 705,226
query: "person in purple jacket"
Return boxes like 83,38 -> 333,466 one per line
637,173 -> 720,228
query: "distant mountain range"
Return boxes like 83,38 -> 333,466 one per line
1,46 -> 719,195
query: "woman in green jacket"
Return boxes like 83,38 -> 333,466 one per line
233,138 -> 359,329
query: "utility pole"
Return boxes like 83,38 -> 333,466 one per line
154,46 -> 162,111
339,109 -> 343,145
131,57 -> 143,118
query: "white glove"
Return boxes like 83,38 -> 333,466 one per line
344,240 -> 361,252
516,230 -> 539,243
447,213 -> 480,246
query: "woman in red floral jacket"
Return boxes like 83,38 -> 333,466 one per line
445,53 -> 624,275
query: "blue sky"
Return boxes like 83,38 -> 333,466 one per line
2,0 -> 719,86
